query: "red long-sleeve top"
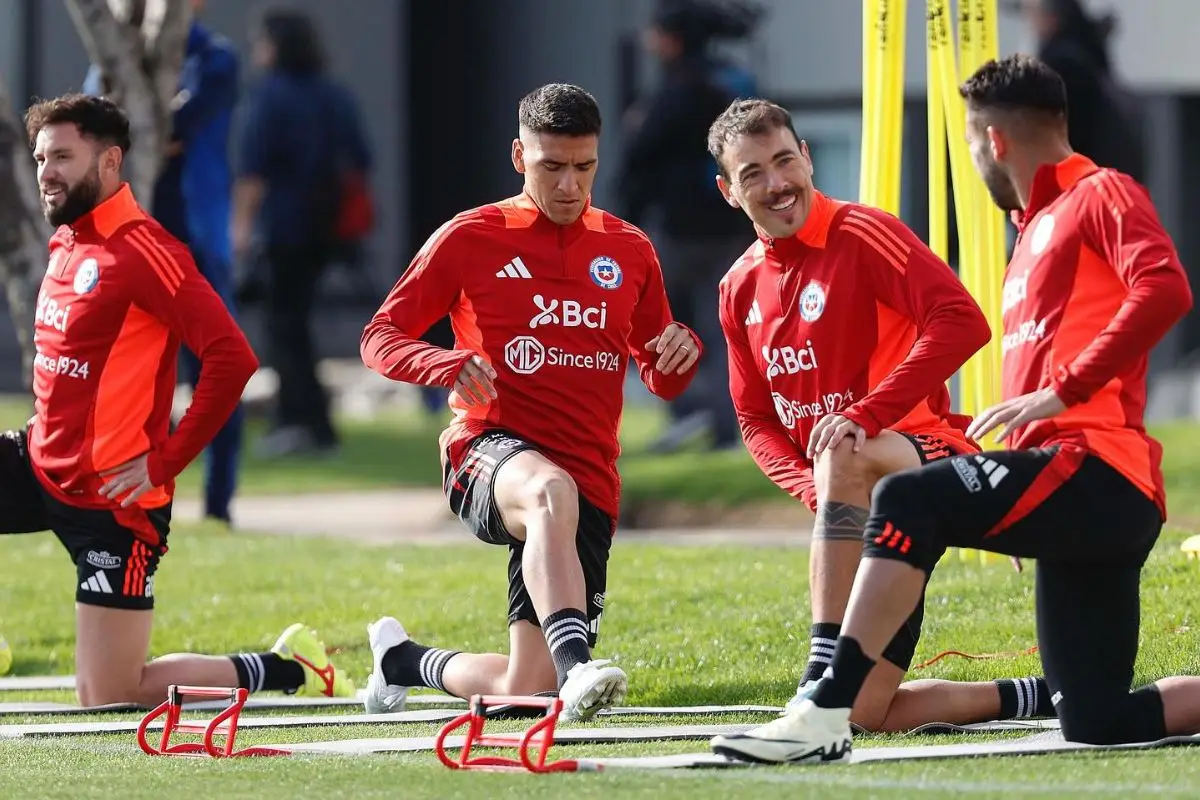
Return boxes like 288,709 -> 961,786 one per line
31,184 -> 257,532
361,193 -> 699,520
1003,154 -> 1193,515
719,192 -> 990,511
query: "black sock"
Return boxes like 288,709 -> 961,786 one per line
229,653 -> 305,693
381,640 -> 461,692
810,636 -> 876,710
995,677 -> 1054,719
801,622 -> 841,684
542,608 -> 591,689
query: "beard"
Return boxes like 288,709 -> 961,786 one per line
980,161 -> 1022,213
42,170 -> 102,228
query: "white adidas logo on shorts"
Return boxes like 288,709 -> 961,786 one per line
80,571 -> 114,594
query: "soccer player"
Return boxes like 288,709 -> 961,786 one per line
9,93 -> 352,707
712,54 -> 1198,764
706,97 -> 1053,732
359,83 -> 700,721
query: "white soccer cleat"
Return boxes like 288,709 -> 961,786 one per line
558,659 -> 628,721
363,616 -> 410,714
711,698 -> 854,764
783,679 -> 818,714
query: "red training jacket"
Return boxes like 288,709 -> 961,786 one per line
719,191 -> 991,511
31,184 -> 257,537
1003,154 -> 1193,516
361,192 -> 700,520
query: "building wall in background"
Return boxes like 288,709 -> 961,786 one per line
0,0 -> 1196,394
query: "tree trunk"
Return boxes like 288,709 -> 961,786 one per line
63,0 -> 191,208
0,74 -> 52,388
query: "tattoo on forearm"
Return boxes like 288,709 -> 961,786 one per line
813,501 -> 870,541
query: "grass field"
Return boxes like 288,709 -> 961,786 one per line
4,392 -> 1200,796
3,518 -> 1200,797
2,393 -> 1198,518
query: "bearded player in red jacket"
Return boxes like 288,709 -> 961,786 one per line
2,94 -> 353,707
706,98 -> 1053,733
360,83 -> 701,721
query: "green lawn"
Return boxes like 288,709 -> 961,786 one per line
2,520 -> 1200,797
4,393 -> 1196,521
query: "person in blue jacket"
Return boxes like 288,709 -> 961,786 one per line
83,0 -> 244,525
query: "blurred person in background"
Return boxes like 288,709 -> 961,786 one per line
615,0 -> 762,453
1011,0 -> 1146,183
83,0 -> 243,525
232,7 -> 373,459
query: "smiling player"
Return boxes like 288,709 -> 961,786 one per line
707,98 -> 1053,734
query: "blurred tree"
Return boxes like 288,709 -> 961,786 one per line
65,0 -> 192,206
0,75 -> 49,388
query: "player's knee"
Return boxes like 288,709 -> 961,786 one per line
861,471 -> 942,573
1059,686 -> 1164,745
519,470 -> 579,527
813,439 -> 872,497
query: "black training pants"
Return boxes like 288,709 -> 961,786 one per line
864,444 -> 1167,745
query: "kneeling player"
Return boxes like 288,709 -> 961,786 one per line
708,97 -> 1053,732
7,95 -> 351,706
359,84 -> 700,720
712,55 -> 1200,764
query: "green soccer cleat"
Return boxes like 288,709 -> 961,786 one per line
271,623 -> 356,698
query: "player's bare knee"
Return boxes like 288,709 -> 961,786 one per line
813,438 -> 872,498
519,470 -> 579,530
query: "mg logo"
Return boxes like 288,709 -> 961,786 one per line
529,295 -> 607,329
505,336 -> 546,374
772,392 -> 797,429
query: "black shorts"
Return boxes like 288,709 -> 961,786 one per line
881,431 -> 974,670
0,430 -> 170,610
443,429 -> 613,647
864,444 -> 1166,743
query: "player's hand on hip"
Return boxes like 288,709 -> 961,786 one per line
965,387 -> 1067,443
454,354 -> 497,407
646,323 -> 699,375
98,454 -> 155,508
807,414 -> 866,460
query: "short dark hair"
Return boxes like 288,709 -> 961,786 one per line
517,83 -> 602,137
958,54 -> 1068,121
706,97 -> 801,178
24,93 -> 132,153
259,7 -> 326,75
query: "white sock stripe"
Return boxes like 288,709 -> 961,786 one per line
431,651 -> 456,690
419,652 -> 434,689
1017,678 -> 1035,718
546,627 -> 589,653
1023,677 -> 1040,717
546,622 -> 589,646
544,614 -> 589,630
417,648 -> 458,691
238,653 -> 264,692
543,617 -> 589,639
